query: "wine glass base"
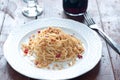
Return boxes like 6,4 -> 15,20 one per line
22,5 -> 43,18
64,11 -> 84,16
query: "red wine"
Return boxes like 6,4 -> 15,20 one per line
63,0 -> 88,16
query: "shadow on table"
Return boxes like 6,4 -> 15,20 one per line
70,62 -> 100,80
63,13 -> 85,24
6,63 -> 29,80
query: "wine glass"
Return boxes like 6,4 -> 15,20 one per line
63,0 -> 88,16
22,0 -> 43,18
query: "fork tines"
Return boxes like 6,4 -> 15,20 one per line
84,12 -> 95,26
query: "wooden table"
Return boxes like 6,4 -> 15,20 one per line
0,0 -> 120,80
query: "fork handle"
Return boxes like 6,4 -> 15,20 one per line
91,25 -> 120,55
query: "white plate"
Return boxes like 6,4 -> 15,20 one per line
3,18 -> 102,80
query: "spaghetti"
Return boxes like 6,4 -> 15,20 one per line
21,27 -> 84,68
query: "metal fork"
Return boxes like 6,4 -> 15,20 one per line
84,12 -> 120,55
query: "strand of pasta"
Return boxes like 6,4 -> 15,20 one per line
22,27 -> 84,68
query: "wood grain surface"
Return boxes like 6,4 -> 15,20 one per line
0,0 -> 120,80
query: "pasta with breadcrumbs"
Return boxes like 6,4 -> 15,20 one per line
21,27 -> 84,68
